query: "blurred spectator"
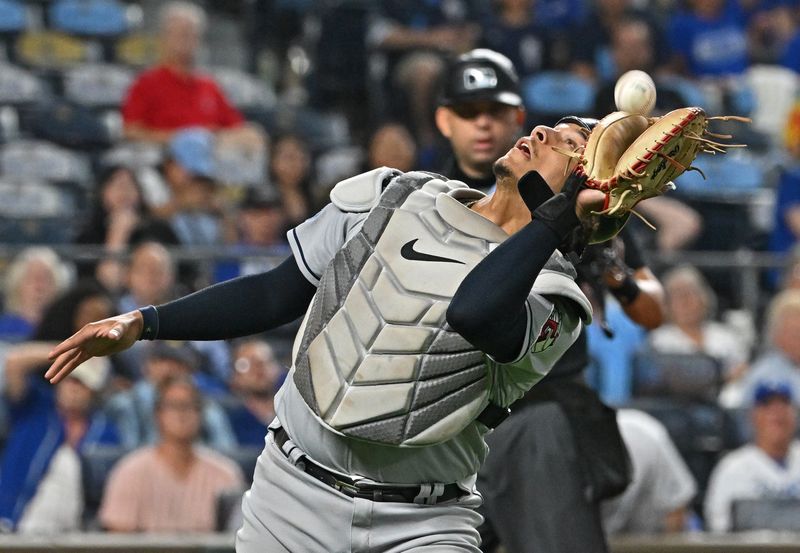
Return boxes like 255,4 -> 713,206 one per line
152,128 -> 225,247
434,49 -> 525,192
0,282 -> 120,533
270,134 -> 318,229
705,381 -> 800,532
99,376 -> 243,532
224,338 -> 285,447
74,166 -> 148,292
721,289 -> 800,407
666,0 -> 749,79
648,265 -> 750,379
747,2 -> 799,65
121,1 -> 260,148
213,189 -> 289,282
366,122 -> 418,172
368,0 -> 481,147
116,241 -> 231,388
779,20 -> 800,72
0,248 -> 72,344
602,409 -> 697,535
572,0 -> 666,83
105,341 -> 235,451
768,103 -> 800,287
592,17 -> 692,116
480,0 -> 562,79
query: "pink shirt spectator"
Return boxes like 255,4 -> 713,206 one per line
99,446 -> 243,532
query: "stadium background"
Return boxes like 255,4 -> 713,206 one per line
0,0 -> 799,550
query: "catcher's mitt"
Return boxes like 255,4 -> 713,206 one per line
565,107 -> 748,244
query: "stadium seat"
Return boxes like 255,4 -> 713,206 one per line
250,104 -> 351,152
79,444 -> 130,528
632,350 -> 723,403
0,0 -> 26,33
1,139 -> 92,184
208,66 -> 277,113
731,498 -> 800,531
49,0 -> 129,37
101,140 -> 163,170
28,98 -> 113,150
114,32 -> 158,67
0,177 -> 78,243
522,71 -> 595,121
673,151 -> 765,198
63,62 -> 134,109
657,76 -> 710,111
215,140 -> 267,188
0,62 -> 50,106
15,30 -> 89,70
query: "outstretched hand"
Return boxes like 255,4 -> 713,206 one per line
45,310 -> 144,384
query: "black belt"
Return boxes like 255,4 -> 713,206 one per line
271,427 -> 467,504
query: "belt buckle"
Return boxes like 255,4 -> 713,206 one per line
333,478 -> 360,496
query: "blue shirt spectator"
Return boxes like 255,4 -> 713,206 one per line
667,0 -> 749,77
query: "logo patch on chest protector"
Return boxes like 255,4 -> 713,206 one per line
532,307 -> 561,353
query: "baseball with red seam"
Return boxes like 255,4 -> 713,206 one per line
614,70 -> 657,116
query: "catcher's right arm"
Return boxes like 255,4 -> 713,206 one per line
565,107 -> 749,244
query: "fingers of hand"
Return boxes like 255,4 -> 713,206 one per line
46,348 -> 85,384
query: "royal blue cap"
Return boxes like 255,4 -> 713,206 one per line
753,381 -> 793,405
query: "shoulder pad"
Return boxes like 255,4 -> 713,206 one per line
329,167 -> 402,213
533,271 -> 593,324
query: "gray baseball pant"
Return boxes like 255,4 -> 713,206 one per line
235,431 -> 483,553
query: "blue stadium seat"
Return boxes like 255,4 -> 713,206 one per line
49,0 -> 129,37
28,98 -> 113,150
522,71 -> 595,118
0,177 -> 78,243
673,152 -> 765,198
0,0 -> 26,33
656,76 -> 710,111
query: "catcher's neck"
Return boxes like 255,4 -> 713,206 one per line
471,181 -> 532,235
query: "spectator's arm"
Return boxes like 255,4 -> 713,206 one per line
4,342 -> 55,402
122,123 -> 175,144
615,267 -> 666,330
636,196 -> 702,252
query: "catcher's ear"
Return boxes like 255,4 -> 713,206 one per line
435,107 -> 453,138
518,170 -> 554,212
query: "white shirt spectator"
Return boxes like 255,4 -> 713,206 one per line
648,321 -> 748,377
704,440 -> 800,532
602,409 -> 697,534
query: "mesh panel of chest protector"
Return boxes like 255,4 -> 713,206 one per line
417,350 -> 486,380
293,175 -> 431,416
405,379 -> 488,439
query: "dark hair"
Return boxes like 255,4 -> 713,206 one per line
155,375 -> 202,411
75,165 -> 145,245
34,280 -> 111,341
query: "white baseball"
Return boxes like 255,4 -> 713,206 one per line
614,70 -> 657,116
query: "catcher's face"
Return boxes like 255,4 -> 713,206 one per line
494,122 -> 588,192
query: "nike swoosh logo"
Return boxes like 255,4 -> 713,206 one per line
400,239 -> 465,264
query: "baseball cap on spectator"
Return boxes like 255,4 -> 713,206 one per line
168,128 -> 216,180
439,49 -> 522,108
753,381 -> 793,405
69,356 -> 110,392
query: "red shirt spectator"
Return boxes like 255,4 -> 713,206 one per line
123,65 -> 243,132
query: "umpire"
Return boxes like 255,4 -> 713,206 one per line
434,49 -> 526,193
477,170 -> 667,552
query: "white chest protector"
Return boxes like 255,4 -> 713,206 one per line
292,171 -> 581,447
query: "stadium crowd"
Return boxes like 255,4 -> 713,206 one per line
0,0 -> 800,545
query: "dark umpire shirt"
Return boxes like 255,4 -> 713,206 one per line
438,156 -> 497,194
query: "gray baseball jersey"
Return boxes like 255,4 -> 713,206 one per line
273,168 -> 590,484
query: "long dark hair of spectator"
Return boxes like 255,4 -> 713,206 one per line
75,165 -> 146,245
34,280 -> 112,341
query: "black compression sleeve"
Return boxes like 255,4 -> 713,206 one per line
447,219 -> 562,363
153,257 -> 316,341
